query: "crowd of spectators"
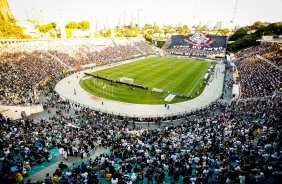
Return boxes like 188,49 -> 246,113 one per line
0,92 -> 281,183
234,56 -> 281,99
260,48 -> 282,68
164,47 -> 225,57
234,43 -> 274,59
0,39 -> 281,184
46,41 -> 154,68
0,51 -> 64,105
234,42 -> 282,68
0,39 -> 154,105
233,43 -> 281,99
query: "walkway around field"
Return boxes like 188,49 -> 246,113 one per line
55,61 -> 225,117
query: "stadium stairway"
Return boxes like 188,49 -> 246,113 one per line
25,147 -> 110,183
46,52 -> 74,71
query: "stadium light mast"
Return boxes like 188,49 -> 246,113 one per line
31,8 -> 36,22
59,9 -> 67,39
137,9 -> 142,26
192,0 -> 197,28
123,11 -> 126,27
40,10 -> 44,22
231,0 -> 239,25
90,14 -> 94,40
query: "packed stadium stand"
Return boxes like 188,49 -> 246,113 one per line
0,38 -> 154,105
235,42 -> 282,68
233,43 -> 282,99
0,93 -> 281,183
0,38 -> 281,184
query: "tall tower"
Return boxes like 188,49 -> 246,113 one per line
58,9 -> 66,39
228,0 -> 239,30
192,0 -> 197,27
89,14 -> 95,38
0,0 -> 14,20
111,27 -> 115,38
231,0 -> 239,24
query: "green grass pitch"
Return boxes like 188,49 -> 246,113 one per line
80,57 -> 211,104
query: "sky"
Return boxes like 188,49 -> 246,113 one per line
8,0 -> 282,28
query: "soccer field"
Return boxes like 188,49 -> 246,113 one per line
80,57 -> 211,104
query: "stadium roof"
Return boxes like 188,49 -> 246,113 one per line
257,39 -> 282,44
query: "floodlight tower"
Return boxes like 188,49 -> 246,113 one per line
90,14 -> 95,39
40,10 -> 44,22
123,11 -> 126,27
137,9 -> 142,26
230,0 -> 239,26
59,9 -> 66,39
192,0 -> 197,28
31,8 -> 37,22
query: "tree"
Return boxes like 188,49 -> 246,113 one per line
156,41 -> 165,48
123,28 -> 137,37
229,26 -> 250,41
143,32 -> 152,42
0,20 -> 30,38
66,28 -> 72,38
38,22 -> 56,33
153,25 -> 161,34
219,28 -> 229,36
65,21 -> 78,29
163,26 -> 174,34
49,31 -> 56,38
227,34 -> 259,52
100,28 -> 111,37
227,21 -> 282,52
194,25 -> 209,32
78,21 -> 90,30
251,21 -> 266,30
143,24 -> 153,30
133,25 -> 140,32
114,27 -> 124,37
177,25 -> 190,34
65,21 -> 90,30
265,22 -> 282,35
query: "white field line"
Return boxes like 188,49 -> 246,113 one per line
160,63 -> 204,92
134,58 -> 181,84
187,69 -> 208,96
81,76 -> 92,80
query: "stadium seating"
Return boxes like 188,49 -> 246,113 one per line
0,39 -> 154,105
233,43 -> 281,99
0,39 -> 281,184
0,94 -> 281,183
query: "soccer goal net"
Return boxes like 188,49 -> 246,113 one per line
119,77 -> 134,84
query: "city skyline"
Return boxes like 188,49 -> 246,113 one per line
9,0 -> 282,28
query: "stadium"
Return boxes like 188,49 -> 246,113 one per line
0,0 -> 281,183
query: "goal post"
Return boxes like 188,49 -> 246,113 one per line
119,77 -> 134,84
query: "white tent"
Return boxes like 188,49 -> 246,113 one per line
232,84 -> 240,99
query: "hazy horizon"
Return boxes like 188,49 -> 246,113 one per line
9,0 -> 282,28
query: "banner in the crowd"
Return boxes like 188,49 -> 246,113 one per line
278,43 -> 282,50
168,33 -> 227,51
